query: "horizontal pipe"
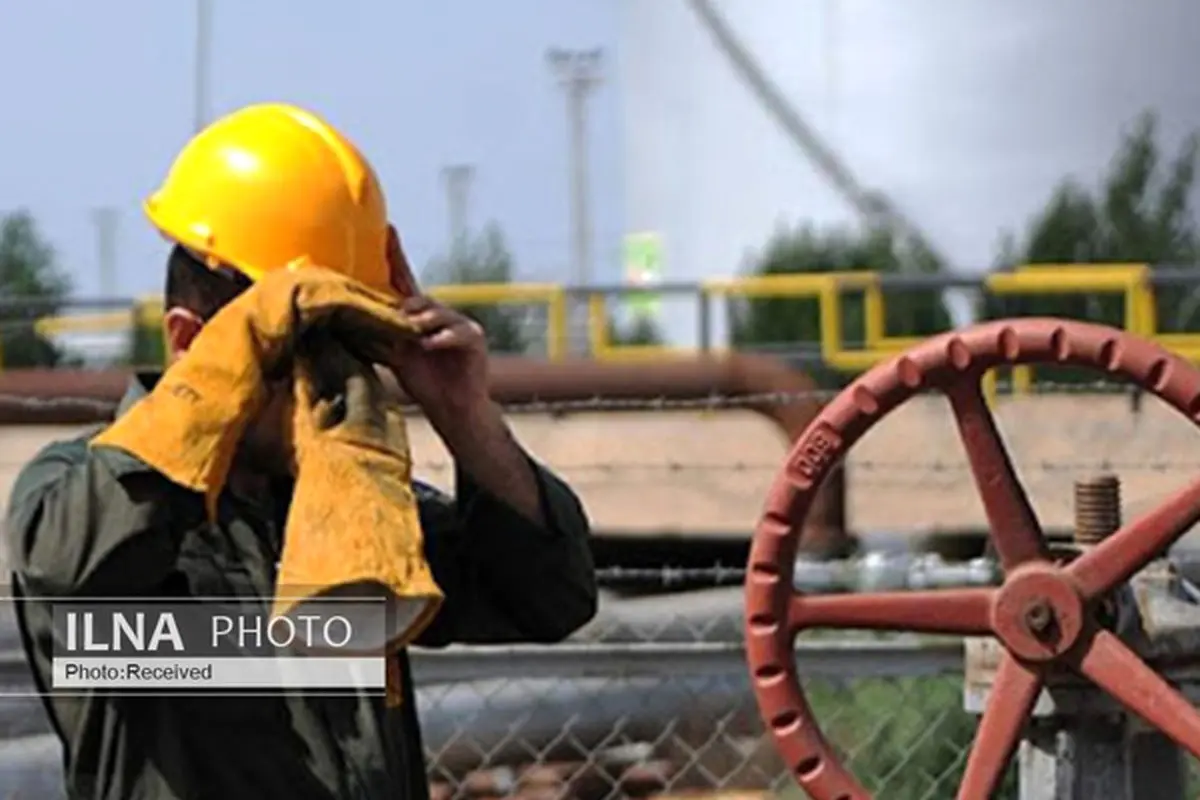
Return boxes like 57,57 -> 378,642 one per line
876,273 -> 983,290
0,352 -> 844,550
573,587 -> 746,643
0,353 -> 822,434
577,557 -> 1001,644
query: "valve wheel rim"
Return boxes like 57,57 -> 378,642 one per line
745,318 -> 1200,800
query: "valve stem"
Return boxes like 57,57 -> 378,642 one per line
1074,474 -> 1121,545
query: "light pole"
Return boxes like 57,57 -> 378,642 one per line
440,164 -> 476,257
546,46 -> 604,355
193,0 -> 212,133
91,207 -> 120,298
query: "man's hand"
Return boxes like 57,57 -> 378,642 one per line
384,224 -> 491,422
393,296 -> 491,420
385,226 -> 545,524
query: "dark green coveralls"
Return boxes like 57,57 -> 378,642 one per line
4,373 -> 597,800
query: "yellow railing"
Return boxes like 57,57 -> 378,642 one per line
702,272 -> 897,371
584,271 -> 911,366
424,283 -> 568,360
33,307 -> 144,337
583,263 -> 1189,400
15,265 -> 1200,396
978,263 -> 1157,398
23,283 -> 570,363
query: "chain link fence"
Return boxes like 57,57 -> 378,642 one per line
416,643 -> 982,800
412,565 -> 988,800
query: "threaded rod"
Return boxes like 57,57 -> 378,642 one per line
1074,474 -> 1121,545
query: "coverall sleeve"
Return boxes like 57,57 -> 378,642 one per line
413,455 -> 597,646
4,438 -> 202,597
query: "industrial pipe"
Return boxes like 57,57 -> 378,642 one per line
0,354 -> 845,550
0,354 -> 822,434
577,555 -> 1002,644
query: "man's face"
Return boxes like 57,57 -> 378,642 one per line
239,383 -> 295,477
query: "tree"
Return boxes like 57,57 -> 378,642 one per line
608,313 -> 665,346
731,224 -> 953,385
127,302 -> 167,368
979,111 -> 1200,387
423,223 -> 530,355
982,111 -> 1200,328
0,210 -> 72,368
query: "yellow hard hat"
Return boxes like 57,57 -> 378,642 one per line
145,103 -> 393,293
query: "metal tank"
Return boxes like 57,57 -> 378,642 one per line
618,0 -> 1200,347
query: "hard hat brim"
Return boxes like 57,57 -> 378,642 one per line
144,196 -> 267,283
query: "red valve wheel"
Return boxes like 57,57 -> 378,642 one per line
745,318 -> 1200,800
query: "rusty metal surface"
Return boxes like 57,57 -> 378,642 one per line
0,354 -> 844,549
0,354 -> 824,434
0,369 -> 129,423
744,318 -> 1200,800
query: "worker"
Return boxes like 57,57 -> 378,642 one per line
4,103 -> 598,799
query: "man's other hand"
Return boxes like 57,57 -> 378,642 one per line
384,224 -> 492,426
392,295 -> 491,422
383,224 -> 543,524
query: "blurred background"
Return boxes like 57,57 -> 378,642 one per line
2,1 -> 1200,798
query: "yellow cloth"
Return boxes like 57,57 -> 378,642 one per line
91,266 -> 443,705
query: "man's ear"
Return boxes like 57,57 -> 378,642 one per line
163,307 -> 204,361
386,224 -> 420,297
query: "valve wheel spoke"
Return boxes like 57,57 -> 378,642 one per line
789,588 -> 994,636
1069,476 -> 1200,601
1070,627 -> 1200,759
957,652 -> 1044,800
945,379 -> 1048,571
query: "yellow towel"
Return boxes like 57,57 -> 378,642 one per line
91,266 -> 443,704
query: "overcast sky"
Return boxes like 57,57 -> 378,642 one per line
4,1 -> 1199,347
0,0 -> 621,299
622,0 -> 1200,342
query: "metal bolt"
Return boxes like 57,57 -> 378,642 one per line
1024,603 -> 1053,634
1074,474 -> 1121,545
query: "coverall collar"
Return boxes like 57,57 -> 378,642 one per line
115,371 -> 160,417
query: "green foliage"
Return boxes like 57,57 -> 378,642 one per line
0,210 -> 72,368
982,111 -> 1200,327
128,305 -> 166,368
802,673 -> 1018,798
981,111 -> 1200,385
733,225 -> 952,345
608,313 -> 665,346
731,225 -> 953,386
424,223 -> 530,355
